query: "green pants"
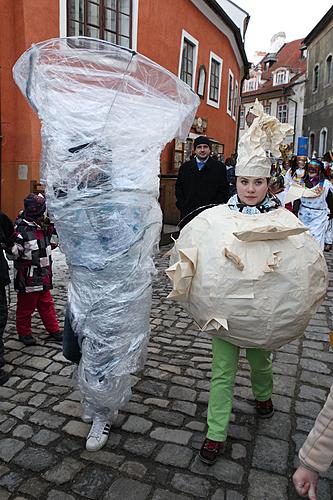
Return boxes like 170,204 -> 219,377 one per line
207,337 -> 273,441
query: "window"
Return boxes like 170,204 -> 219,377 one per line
245,78 -> 257,92
239,107 -> 245,129
325,55 -> 332,85
227,70 -> 234,115
67,0 -> 133,47
275,70 -> 287,85
277,103 -> 288,123
313,64 -> 320,92
178,31 -> 198,90
173,138 -> 193,169
207,52 -> 223,108
233,81 -> 238,119
197,65 -> 206,98
319,128 -> 328,156
264,105 -> 271,115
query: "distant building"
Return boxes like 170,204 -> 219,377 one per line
239,34 -> 306,156
302,6 -> 333,158
0,0 -> 249,224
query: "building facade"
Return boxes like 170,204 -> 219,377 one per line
0,0 -> 248,222
302,6 -> 333,158
239,35 -> 306,157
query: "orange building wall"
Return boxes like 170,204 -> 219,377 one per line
137,0 -> 242,172
0,0 -> 243,219
0,0 -> 60,219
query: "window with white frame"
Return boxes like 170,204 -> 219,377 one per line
325,55 -> 332,85
277,103 -> 288,123
313,64 -> 320,92
245,78 -> 257,92
179,30 -> 198,90
227,70 -> 234,115
239,107 -> 245,129
207,52 -> 223,108
67,0 -> 134,47
274,70 -> 287,85
264,104 -> 271,115
319,128 -> 328,156
233,81 -> 238,118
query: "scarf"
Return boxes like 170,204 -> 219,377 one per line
228,194 -> 280,214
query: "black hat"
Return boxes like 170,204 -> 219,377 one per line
24,193 -> 46,220
193,136 -> 212,150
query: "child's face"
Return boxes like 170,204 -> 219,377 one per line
236,176 -> 269,206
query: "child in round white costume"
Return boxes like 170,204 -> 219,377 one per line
167,100 -> 328,464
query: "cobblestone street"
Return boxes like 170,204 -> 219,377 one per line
0,246 -> 333,499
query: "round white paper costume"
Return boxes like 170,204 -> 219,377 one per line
167,205 -> 327,350
13,37 -> 199,418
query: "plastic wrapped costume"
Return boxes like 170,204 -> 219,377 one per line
13,37 -> 199,418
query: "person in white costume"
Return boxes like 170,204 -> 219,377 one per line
296,159 -> 333,251
166,100 -> 328,465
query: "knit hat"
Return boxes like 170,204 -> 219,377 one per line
24,193 -> 46,220
193,136 -> 212,150
236,99 -> 293,177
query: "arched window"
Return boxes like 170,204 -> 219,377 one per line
319,128 -> 328,157
325,55 -> 332,85
313,64 -> 319,92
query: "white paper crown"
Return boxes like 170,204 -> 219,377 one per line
236,99 -> 293,177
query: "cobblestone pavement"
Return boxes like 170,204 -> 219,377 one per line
1,246 -> 333,500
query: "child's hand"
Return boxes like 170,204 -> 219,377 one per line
293,465 -> 318,499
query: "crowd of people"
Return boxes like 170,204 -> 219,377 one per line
1,132 -> 333,497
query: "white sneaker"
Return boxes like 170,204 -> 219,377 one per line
86,418 -> 111,452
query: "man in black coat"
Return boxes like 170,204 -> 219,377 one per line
0,211 -> 14,385
175,136 -> 229,228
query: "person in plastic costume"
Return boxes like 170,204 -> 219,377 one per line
13,37 -> 199,452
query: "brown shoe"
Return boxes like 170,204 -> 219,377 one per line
199,438 -> 225,465
255,398 -> 274,418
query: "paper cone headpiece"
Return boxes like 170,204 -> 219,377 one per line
236,99 -> 293,177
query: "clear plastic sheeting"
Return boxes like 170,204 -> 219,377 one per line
13,37 -> 199,419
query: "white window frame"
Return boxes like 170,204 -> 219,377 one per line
60,0 -> 139,49
232,80 -> 238,119
319,127 -> 328,156
244,78 -> 257,92
325,54 -> 332,86
313,63 -> 320,93
227,69 -> 234,116
239,107 -> 245,129
277,103 -> 288,123
178,30 -> 199,91
207,51 -> 223,109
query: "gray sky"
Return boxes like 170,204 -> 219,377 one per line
235,0 -> 333,61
